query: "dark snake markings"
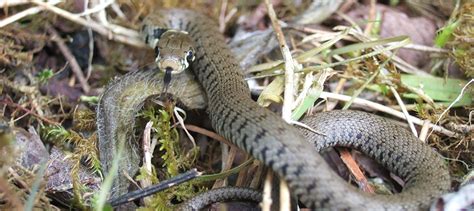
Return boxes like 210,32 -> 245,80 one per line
97,9 -> 450,210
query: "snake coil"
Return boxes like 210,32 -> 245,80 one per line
97,9 -> 450,210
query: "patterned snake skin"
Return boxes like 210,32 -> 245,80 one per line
97,9 -> 450,210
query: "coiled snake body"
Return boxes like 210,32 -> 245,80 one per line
98,9 -> 450,210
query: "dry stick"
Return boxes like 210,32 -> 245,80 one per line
0,178 -> 24,210
173,108 -> 196,147
390,86 -> 418,137
0,0 -> 61,27
403,43 -> 449,53
335,78 -> 374,192
89,0 -> 108,24
77,0 -> 114,17
47,26 -> 91,93
363,0 -> 376,35
0,77 -> 37,93
87,0 -> 137,39
1,98 -> 58,125
265,0 -> 296,121
261,171 -> 273,211
427,79 -> 474,138
337,9 -> 378,190
7,167 -> 51,206
182,108 -> 241,189
29,0 -> 145,48
111,3 -> 126,19
84,20 -> 94,80
419,120 -> 432,142
0,76 -> 45,117
182,124 -> 239,149
319,91 -> 457,137
322,75 -> 346,109
141,121 -> 154,205
213,147 -> 238,189
81,0 -> 95,80
264,1 -> 294,210
250,160 -> 264,188
279,179 -> 291,210
218,0 -> 228,33
0,0 -> 30,7
339,151 -> 375,193
338,0 -> 357,13
235,154 -> 252,186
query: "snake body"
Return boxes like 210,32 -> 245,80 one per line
97,9 -> 450,209
97,68 -> 206,198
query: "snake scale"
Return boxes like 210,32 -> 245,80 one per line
97,9 -> 450,210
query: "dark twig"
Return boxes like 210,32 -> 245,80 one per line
47,25 -> 91,94
108,168 -> 202,207
0,97 -> 59,125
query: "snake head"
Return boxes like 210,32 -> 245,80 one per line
154,30 -> 195,74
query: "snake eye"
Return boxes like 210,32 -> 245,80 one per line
186,51 -> 195,62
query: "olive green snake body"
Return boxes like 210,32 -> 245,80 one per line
97,9 -> 450,210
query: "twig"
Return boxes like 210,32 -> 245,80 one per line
0,76 -> 37,94
108,169 -> 202,207
0,178 -> 23,210
141,121 -> 153,205
319,91 -> 458,137
0,0 -> 61,27
183,124 -> 238,149
0,98 -> 59,125
0,0 -> 30,7
8,167 -> 51,206
77,0 -> 114,16
174,107 -> 196,147
47,26 -> 91,94
338,0 -> 357,13
235,155 -> 252,186
390,86 -> 418,137
82,0 -> 95,80
213,147 -> 238,189
339,150 -> 375,193
419,120 -> 431,142
111,2 -> 126,19
325,70 -> 375,195
24,158 -> 48,211
261,171 -> 273,211
342,68 -> 379,110
264,2 -> 293,209
265,0 -> 298,122
85,19 -> 94,80
403,43 -> 449,53
293,72 -> 314,109
250,160 -> 264,188
29,0 -> 145,48
279,179 -> 290,211
363,0 -> 376,35
428,79 -> 474,138
218,0 -> 228,33
326,78 -> 347,110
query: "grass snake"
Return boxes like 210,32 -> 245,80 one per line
97,9 -> 450,210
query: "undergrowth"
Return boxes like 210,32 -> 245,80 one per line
136,106 -> 201,210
